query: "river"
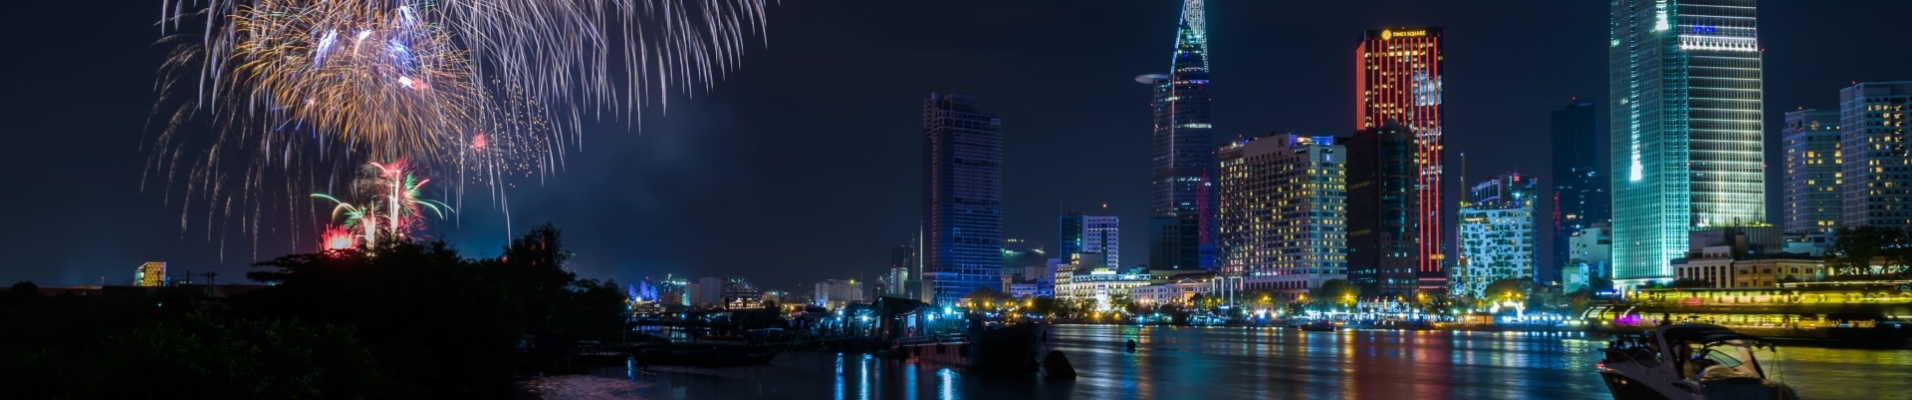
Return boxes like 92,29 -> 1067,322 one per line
525,325 -> 1912,399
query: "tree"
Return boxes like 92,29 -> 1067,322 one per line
1828,226 -> 1903,272
1311,279 -> 1359,307
1481,278 -> 1533,303
1240,289 -> 1279,311
8,281 -> 38,295
236,223 -> 627,394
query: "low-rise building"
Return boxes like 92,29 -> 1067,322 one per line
1130,276 -> 1213,307
1670,227 -> 1824,288
1054,265 -> 1152,310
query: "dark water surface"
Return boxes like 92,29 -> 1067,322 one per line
526,325 -> 1912,399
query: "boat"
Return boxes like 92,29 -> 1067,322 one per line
1299,319 -> 1336,332
892,321 -> 1042,372
1596,323 -> 1801,400
1586,286 -> 1912,345
881,301 -> 1043,374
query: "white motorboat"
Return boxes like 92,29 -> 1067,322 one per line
1596,323 -> 1800,400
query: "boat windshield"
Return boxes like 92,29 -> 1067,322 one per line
1698,347 -> 1743,368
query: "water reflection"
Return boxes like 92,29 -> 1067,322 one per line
531,326 -> 1912,399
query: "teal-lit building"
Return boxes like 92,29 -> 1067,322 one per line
1608,0 -> 1765,289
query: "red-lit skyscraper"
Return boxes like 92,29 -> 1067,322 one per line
1354,27 -> 1444,294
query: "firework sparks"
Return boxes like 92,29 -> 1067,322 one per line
312,161 -> 453,249
321,225 -> 358,251
148,0 -> 775,251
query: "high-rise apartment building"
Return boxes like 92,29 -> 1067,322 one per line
1783,110 -> 1841,233
1453,172 -> 1539,299
1356,27 -> 1445,293
1059,212 -> 1120,268
1839,82 -> 1912,230
1609,0 -> 1765,288
1346,122 -> 1420,295
1551,99 -> 1607,284
1140,0 -> 1215,271
1219,134 -> 1348,296
921,93 -> 1004,305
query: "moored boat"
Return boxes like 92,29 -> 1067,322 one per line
1299,319 -> 1336,332
1595,323 -> 1800,400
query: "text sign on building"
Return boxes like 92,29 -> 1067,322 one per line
1381,30 -> 1427,40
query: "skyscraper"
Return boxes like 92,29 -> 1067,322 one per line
1059,212 -> 1121,268
1346,122 -> 1419,295
886,244 -> 917,298
1551,99 -> 1606,284
1139,0 -> 1214,271
1219,134 -> 1347,295
1782,109 -> 1841,233
1609,0 -> 1764,289
1839,82 -> 1912,230
1355,27 -> 1445,292
1453,172 -> 1540,299
922,93 -> 1003,305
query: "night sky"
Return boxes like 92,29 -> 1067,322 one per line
5,1 -> 1910,291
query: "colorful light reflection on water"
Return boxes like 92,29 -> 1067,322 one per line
528,325 -> 1912,399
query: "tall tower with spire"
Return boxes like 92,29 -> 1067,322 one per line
1139,0 -> 1215,271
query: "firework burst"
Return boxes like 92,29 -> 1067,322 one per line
313,161 -> 453,249
148,0 -> 775,252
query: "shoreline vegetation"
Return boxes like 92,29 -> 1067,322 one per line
0,224 -> 628,398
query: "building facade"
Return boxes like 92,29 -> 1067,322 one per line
1141,0 -> 1215,271
1218,134 -> 1347,296
1356,27 -> 1445,293
1565,222 -> 1614,293
1783,110 -> 1843,234
882,244 -> 918,298
1551,99 -> 1607,284
1346,122 -> 1421,295
1054,266 -> 1153,311
1059,213 -> 1119,268
922,93 -> 1004,304
1453,173 -> 1539,299
1609,0 -> 1766,289
1131,277 -> 1214,307
814,279 -> 866,309
1839,82 -> 1912,230
1672,227 -> 1824,288
134,262 -> 168,287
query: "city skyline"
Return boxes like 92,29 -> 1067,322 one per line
6,1 -> 1911,292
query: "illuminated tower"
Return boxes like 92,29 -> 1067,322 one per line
1059,212 -> 1121,268
1783,109 -> 1839,233
1347,122 -> 1418,295
1610,0 -> 1765,289
1839,82 -> 1912,230
1139,0 -> 1214,271
1355,27 -> 1444,294
922,93 -> 1004,305
1219,134 -> 1347,296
